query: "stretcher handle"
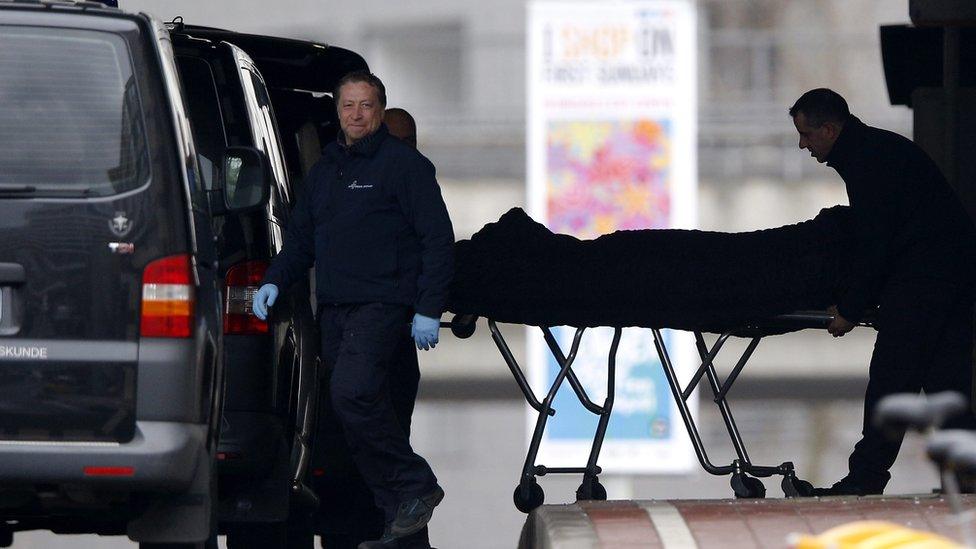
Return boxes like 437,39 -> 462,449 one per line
441,314 -> 478,339
765,307 -> 879,330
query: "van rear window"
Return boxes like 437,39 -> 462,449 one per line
0,27 -> 149,196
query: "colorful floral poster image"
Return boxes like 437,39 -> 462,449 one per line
547,119 -> 672,238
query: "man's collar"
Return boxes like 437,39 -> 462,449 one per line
825,115 -> 863,168
337,123 -> 389,157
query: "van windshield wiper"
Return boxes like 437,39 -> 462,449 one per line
0,185 -> 94,197
0,185 -> 37,195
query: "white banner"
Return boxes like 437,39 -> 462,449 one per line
527,0 -> 698,474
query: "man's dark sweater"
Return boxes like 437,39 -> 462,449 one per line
826,116 -> 976,322
817,115 -> 976,490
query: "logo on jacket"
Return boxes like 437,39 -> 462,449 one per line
347,180 -> 373,190
109,212 -> 132,237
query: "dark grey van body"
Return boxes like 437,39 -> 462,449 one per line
0,5 -> 369,546
0,3 -> 223,547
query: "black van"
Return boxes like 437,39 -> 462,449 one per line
0,2 -> 270,547
168,24 -> 367,549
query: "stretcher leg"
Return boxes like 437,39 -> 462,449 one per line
450,316 -> 815,506
576,328 -> 620,501
652,329 -> 732,476
693,332 -> 752,465
481,321 -> 617,512
541,328 -> 607,415
521,327 -> 585,486
510,326 -> 589,512
447,311 -> 856,502
487,320 -> 552,416
652,328 -> 815,498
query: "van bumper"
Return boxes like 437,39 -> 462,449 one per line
0,421 -> 206,492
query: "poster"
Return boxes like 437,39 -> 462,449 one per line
527,0 -> 697,473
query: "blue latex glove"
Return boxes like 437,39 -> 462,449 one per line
252,283 -> 278,321
411,313 -> 440,351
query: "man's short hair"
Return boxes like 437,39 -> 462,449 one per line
788,88 -> 850,127
334,70 -> 387,108
385,107 -> 418,147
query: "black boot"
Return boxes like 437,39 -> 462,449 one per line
812,474 -> 886,496
389,486 -> 444,537
357,527 -> 434,549
357,524 -> 398,549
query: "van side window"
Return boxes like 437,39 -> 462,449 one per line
0,27 -> 150,196
246,70 -> 291,208
175,56 -> 227,191
242,68 -> 291,220
264,88 -> 338,197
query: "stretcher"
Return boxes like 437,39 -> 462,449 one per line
444,309 -> 877,513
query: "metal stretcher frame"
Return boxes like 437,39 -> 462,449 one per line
446,309 -> 877,512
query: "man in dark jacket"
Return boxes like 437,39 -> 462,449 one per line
312,105 -> 436,549
789,88 -> 976,495
253,71 -> 453,546
385,107 -> 418,149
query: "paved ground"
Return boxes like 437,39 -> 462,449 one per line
523,495 -> 974,548
7,396 -> 946,548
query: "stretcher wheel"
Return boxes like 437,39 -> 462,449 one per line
782,475 -> 815,497
575,477 -> 607,501
730,473 -> 766,499
513,480 -> 545,513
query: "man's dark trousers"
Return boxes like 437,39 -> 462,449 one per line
319,303 -> 438,522
849,279 -> 976,488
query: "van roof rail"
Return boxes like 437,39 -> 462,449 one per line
173,25 -> 369,94
0,0 -> 119,11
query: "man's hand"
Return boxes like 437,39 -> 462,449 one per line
827,304 -> 855,337
252,283 -> 279,321
411,313 -> 440,351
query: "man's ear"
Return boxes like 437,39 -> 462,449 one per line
823,121 -> 841,139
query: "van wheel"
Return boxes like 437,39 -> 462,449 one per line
285,510 -> 315,549
226,522 -> 286,549
140,541 -> 217,549
226,515 -> 314,549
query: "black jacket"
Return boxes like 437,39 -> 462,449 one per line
262,124 -> 455,317
826,116 -> 976,322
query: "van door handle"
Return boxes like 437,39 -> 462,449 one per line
0,263 -> 25,284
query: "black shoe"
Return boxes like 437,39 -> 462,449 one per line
389,486 -> 444,537
358,532 -> 398,549
812,475 -> 885,496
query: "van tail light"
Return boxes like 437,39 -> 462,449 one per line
141,254 -> 195,338
224,260 -> 270,335
84,466 -> 135,477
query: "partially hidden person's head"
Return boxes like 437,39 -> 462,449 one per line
789,88 -> 850,163
385,107 -> 417,149
335,71 -> 387,146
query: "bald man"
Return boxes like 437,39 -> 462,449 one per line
385,107 -> 417,148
